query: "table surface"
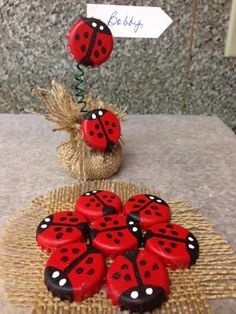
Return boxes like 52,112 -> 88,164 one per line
0,114 -> 236,313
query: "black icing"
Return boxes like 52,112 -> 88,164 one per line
186,232 -> 199,266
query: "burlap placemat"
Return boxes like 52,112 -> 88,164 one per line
0,179 -> 236,313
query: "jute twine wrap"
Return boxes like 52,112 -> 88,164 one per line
0,179 -> 236,314
33,81 -> 126,180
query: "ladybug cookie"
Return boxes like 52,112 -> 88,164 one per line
81,109 -> 121,151
68,17 -> 113,67
107,249 -> 171,313
45,242 -> 106,302
75,190 -> 122,222
123,194 -> 171,230
91,214 -> 142,258
36,211 -> 88,251
144,222 -> 199,269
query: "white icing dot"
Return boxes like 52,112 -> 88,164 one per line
44,218 -> 50,222
41,224 -> 47,229
149,196 -> 155,200
85,192 -> 91,196
92,113 -> 96,119
98,110 -> 103,116
132,227 -> 138,232
93,190 -> 97,193
146,288 -> 153,295
92,22 -> 97,28
59,278 -> 67,286
130,291 -> 139,299
188,237 -> 194,242
129,221 -> 134,225
188,244 -> 195,249
157,199 -> 162,203
52,271 -> 60,279
99,25 -> 104,30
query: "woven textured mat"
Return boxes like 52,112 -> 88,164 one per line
0,179 -> 236,314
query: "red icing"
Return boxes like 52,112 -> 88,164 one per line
36,211 -> 88,251
68,18 -> 113,67
75,190 -> 122,222
81,109 -> 121,151
123,194 -> 171,229
91,214 -> 141,258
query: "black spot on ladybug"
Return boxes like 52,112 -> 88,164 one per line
113,220 -> 119,225
95,124 -> 100,129
72,248 -> 79,254
105,121 -> 109,126
107,199 -> 112,203
111,122 -> 116,127
87,268 -> 95,275
91,198 -> 95,202
145,210 -> 151,215
84,31 -> 89,38
144,271 -> 151,278
60,217 -> 66,221
94,50 -> 99,58
60,248 -> 68,253
171,231 -> 179,236
113,272 -> 121,279
103,195 -> 108,198
104,216 -> 112,221
108,128 -> 113,134
54,227 -> 62,232
61,256 -> 68,262
170,242 -> 177,248
97,39 -> 102,46
96,203 -> 100,207
124,274 -> 131,281
76,267 -> 83,274
97,133 -> 103,138
100,223 -> 106,227
166,224 -> 173,229
101,47 -> 106,54
152,263 -> 159,270
70,218 -> 78,222
151,205 -> 158,209
155,212 -> 161,216
139,260 -> 146,266
56,233 -> 63,239
164,248 -> 172,253
81,45 -> 86,52
111,195 -> 115,199
133,205 -> 140,209
159,229 -> 166,233
86,203 -> 91,207
89,131 -> 94,136
86,257 -> 93,264
67,212 -> 73,216
75,34 -> 80,41
121,264 -> 128,270
158,240 -> 164,245
118,231 -> 123,237
138,199 -> 145,204
106,233 -> 112,239
66,227 -> 73,233
114,238 -> 120,244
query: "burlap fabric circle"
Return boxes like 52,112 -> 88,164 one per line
0,179 -> 236,314
33,81 -> 126,180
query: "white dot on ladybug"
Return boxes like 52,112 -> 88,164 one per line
52,271 -> 60,279
130,291 -> 139,299
92,113 -> 96,119
92,22 -> 97,28
132,227 -> 138,232
157,199 -> 162,203
98,110 -> 103,116
188,244 -> 195,249
59,278 -> 67,286
85,192 -> 91,196
149,196 -> 155,200
129,221 -> 134,225
41,224 -> 47,229
93,190 -> 97,193
44,218 -> 50,222
188,236 -> 194,242
146,288 -> 153,295
99,25 -> 104,30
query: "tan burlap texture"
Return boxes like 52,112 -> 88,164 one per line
33,81 -> 126,180
0,179 -> 236,314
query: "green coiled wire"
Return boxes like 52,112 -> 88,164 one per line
75,63 -> 87,113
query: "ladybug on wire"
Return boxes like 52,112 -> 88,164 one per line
68,17 -> 121,151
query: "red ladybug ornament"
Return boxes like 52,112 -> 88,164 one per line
45,242 -> 106,302
144,222 -> 199,269
81,109 -> 121,151
106,249 -> 171,313
123,194 -> 171,230
36,211 -> 88,251
75,190 -> 122,222
91,214 -> 142,258
68,17 -> 113,67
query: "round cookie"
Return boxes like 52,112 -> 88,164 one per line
106,249 -> 171,313
68,17 -> 113,67
144,222 -> 199,269
45,242 -> 106,302
36,211 -> 88,251
123,194 -> 171,229
81,109 -> 121,151
91,214 -> 142,258
75,190 -> 122,222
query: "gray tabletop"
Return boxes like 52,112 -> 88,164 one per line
0,114 -> 236,313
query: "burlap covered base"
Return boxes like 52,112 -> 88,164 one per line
0,180 -> 236,314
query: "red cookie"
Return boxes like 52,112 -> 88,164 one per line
45,242 -> 106,302
144,222 -> 199,269
91,215 -> 142,258
36,211 -> 88,251
75,190 -> 122,222
123,194 -> 171,229
68,17 -> 113,67
81,109 -> 121,151
106,249 -> 170,313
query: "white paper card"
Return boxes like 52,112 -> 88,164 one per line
87,4 -> 173,38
